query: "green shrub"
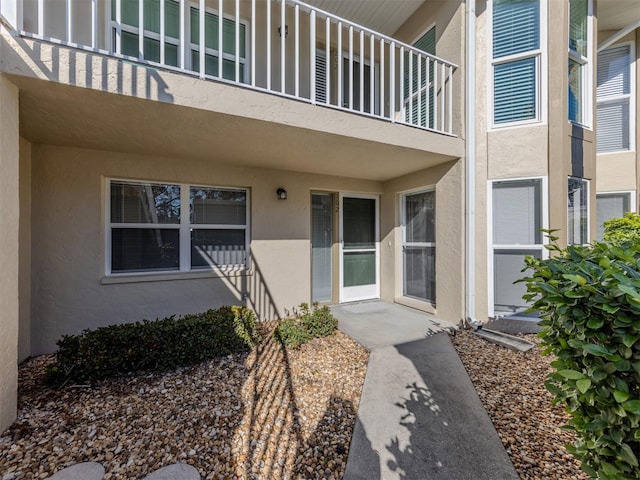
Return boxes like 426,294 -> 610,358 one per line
275,303 -> 338,348
46,306 -> 262,386
520,235 -> 640,479
603,212 -> 640,246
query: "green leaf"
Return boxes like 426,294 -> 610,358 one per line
622,333 -> 638,348
582,344 -> 611,357
586,318 -> 604,329
576,378 -> 591,393
623,400 -> 640,414
558,369 -> 586,380
600,461 -> 620,476
563,274 -> 587,285
613,390 -> 630,403
618,444 -> 639,468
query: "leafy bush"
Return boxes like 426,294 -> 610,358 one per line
520,235 -> 640,479
46,306 -> 262,386
275,303 -> 338,348
603,212 -> 640,246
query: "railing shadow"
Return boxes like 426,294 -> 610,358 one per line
6,35 -> 174,103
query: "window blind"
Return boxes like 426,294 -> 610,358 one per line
596,193 -> 630,240
597,100 -> 630,152
494,58 -> 536,124
493,179 -> 542,245
597,45 -> 630,98
315,50 -> 327,104
493,0 -> 539,58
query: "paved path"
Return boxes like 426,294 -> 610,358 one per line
333,301 -> 519,480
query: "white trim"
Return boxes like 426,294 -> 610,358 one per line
400,188 -> 436,305
488,0 -> 547,130
567,176 -> 590,245
338,193 -> 380,303
487,176 -> 548,318
595,189 -> 637,212
567,0 -> 593,129
105,178 -> 250,277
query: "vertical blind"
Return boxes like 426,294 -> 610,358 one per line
492,0 -> 539,124
597,45 -> 631,153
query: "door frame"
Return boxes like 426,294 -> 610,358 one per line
338,193 -> 380,303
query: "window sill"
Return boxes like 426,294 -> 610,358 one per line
101,268 -> 253,285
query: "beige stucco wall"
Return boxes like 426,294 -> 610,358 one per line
381,160 -> 465,323
18,137 -> 31,362
30,144 -> 387,355
0,74 -> 20,432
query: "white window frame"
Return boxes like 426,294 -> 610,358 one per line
339,51 -> 380,115
109,0 -> 181,64
596,190 -> 636,240
596,41 -> 636,154
400,187 -> 436,305
567,0 -> 593,128
105,178 -> 250,276
567,176 -> 590,245
186,1 -> 250,83
488,0 -> 548,129
487,176 -> 549,318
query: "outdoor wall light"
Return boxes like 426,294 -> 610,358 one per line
277,188 -> 288,200
278,25 -> 289,38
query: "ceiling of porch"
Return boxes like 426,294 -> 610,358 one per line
598,0 -> 640,31
305,0 -> 426,36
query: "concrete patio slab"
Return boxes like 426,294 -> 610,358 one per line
331,301 -> 456,349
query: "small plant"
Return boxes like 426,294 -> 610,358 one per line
46,306 -> 262,386
603,212 -> 640,246
520,232 -> 640,479
275,302 -> 339,348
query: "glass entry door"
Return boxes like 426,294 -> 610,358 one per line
311,193 -> 333,303
340,195 -> 379,302
402,190 -> 436,303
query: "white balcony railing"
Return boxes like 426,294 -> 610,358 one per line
3,0 -> 457,136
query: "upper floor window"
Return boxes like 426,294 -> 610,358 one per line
491,0 -> 541,126
597,44 -> 634,153
111,0 -> 248,82
568,0 -> 591,126
108,180 -> 249,274
404,26 -> 436,128
111,0 -> 180,66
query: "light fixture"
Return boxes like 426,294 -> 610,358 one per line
278,25 -> 289,38
277,188 -> 287,200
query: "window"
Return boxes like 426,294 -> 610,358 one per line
597,44 -> 633,153
491,0 -> 541,125
189,6 -> 247,82
402,190 -> 436,303
567,177 -> 589,245
108,180 -> 248,274
568,0 -> 591,125
596,192 -> 633,240
111,0 -> 180,66
490,178 -> 545,314
404,26 -> 436,128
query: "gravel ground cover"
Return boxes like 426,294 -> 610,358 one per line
0,325 -> 369,480
452,330 -> 588,480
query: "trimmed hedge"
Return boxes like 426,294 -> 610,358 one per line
275,303 -> 338,348
46,306 -> 262,386
520,235 -> 640,479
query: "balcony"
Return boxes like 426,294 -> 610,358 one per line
2,0 -> 457,137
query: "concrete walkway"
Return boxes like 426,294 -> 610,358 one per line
332,301 -> 519,480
